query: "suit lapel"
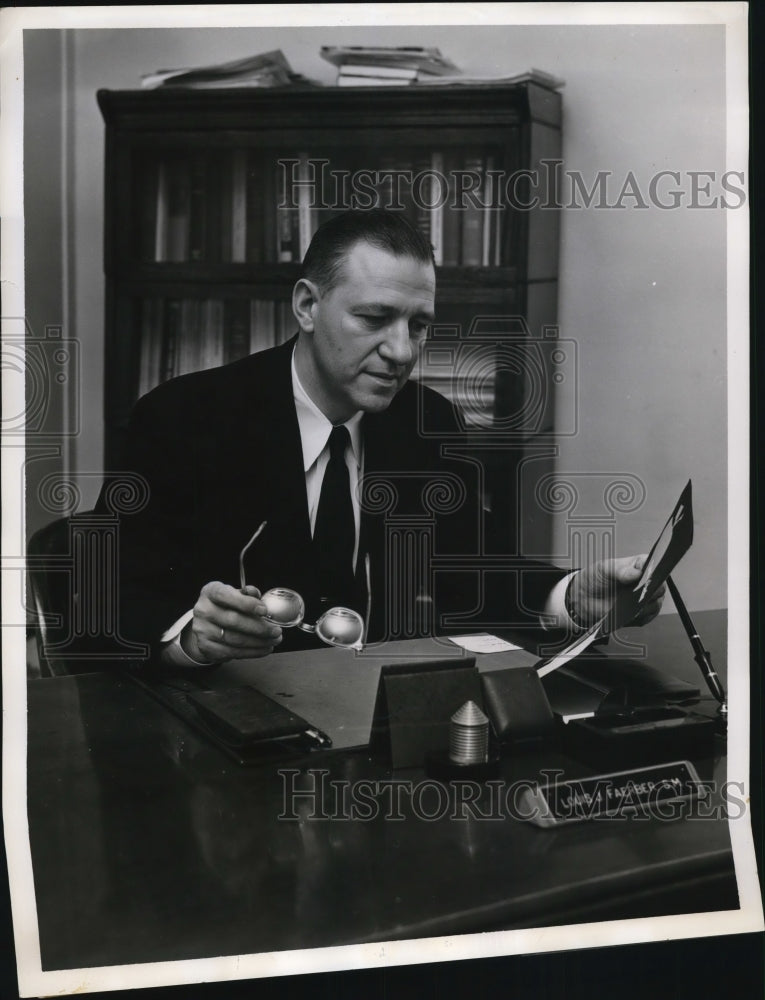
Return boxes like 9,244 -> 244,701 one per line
230,339 -> 312,571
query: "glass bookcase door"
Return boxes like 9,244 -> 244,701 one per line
127,139 -> 519,270
130,293 -> 296,403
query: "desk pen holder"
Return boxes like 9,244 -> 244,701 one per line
559,693 -> 716,768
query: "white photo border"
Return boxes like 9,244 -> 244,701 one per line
1,3 -> 759,997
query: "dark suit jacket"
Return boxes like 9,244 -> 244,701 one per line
99,338 -> 565,660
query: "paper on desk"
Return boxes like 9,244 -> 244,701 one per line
447,633 -> 523,653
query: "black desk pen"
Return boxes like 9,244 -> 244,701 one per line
666,575 -> 726,704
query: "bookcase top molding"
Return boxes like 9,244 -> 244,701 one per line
97,81 -> 562,131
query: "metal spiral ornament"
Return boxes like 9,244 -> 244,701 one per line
449,700 -> 489,765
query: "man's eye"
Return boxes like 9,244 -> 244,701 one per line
410,321 -> 430,340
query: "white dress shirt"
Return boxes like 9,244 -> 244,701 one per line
292,354 -> 364,571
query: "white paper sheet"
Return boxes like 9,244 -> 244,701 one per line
446,633 -> 523,653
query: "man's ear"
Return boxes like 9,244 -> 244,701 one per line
292,278 -> 320,333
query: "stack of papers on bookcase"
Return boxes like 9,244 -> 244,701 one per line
141,50 -> 315,89
421,68 -> 565,89
321,46 -> 461,86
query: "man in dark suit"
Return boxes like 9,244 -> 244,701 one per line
104,210 -> 662,667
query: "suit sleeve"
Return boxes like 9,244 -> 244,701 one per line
96,382 -> 204,661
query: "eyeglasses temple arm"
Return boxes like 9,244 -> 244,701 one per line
362,552 -> 371,646
239,521 -> 268,593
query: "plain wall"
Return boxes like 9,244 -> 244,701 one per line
23,30 -> 66,544
23,22 -> 729,609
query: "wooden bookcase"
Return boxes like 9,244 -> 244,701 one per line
98,81 -> 562,554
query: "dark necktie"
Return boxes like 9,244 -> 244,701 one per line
312,425 -> 355,607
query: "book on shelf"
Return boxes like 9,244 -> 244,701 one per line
339,64 -> 419,80
277,301 -> 296,344
201,300 -> 225,370
160,299 -> 181,383
216,148 -> 250,263
441,151 -> 462,267
177,300 -> 201,375
297,152 -> 318,260
374,151 -> 402,212
429,151 -> 444,267
461,154 -> 484,267
482,155 -> 497,268
230,150 -> 248,263
337,76 -> 415,87
223,299 -> 251,364
250,299 -> 276,352
164,160 -> 191,261
260,157 -> 278,265
138,299 -> 163,398
188,153 -> 208,262
138,156 -> 160,262
218,153 -> 234,263
410,150 -> 432,245
276,157 -> 297,262
245,153 -> 266,264
153,162 -> 167,261
276,205 -> 297,262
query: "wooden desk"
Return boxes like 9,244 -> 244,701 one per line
27,611 -> 737,972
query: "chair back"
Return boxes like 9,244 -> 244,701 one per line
28,514 -> 86,676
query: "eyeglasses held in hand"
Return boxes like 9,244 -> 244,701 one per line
239,522 -> 370,651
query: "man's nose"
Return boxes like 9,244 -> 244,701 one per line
378,320 -> 414,366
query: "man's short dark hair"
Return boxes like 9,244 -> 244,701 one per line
301,209 -> 436,292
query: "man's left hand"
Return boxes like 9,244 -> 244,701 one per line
566,554 -> 666,630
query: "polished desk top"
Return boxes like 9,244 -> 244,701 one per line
27,611 -> 736,971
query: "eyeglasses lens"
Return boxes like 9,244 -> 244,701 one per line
261,587 -> 364,649
261,588 -> 305,627
315,607 -> 364,647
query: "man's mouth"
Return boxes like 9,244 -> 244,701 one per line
366,371 -> 399,386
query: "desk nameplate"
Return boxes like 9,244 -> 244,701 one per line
519,760 -> 708,828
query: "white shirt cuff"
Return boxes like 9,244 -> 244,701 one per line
542,571 -> 581,631
160,609 -> 211,667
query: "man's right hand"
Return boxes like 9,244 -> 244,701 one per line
180,582 -> 283,664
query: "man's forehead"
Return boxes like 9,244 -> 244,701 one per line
337,240 -> 435,291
